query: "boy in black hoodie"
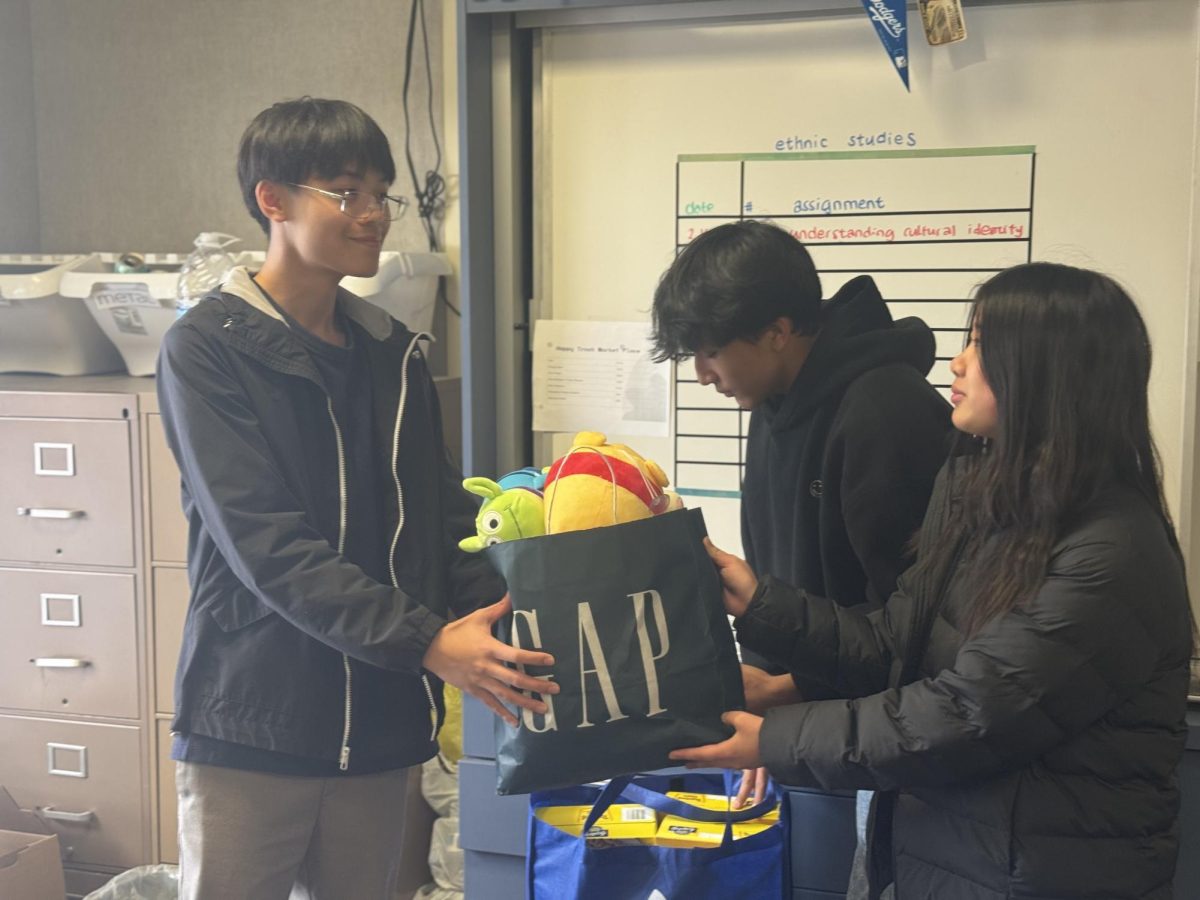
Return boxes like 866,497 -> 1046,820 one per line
653,222 -> 949,640
652,220 -> 950,891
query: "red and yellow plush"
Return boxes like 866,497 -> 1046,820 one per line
543,431 -> 677,533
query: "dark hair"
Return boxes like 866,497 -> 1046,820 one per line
237,97 -> 396,234
911,262 -> 1179,634
650,220 -> 823,362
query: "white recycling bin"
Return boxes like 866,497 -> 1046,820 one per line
0,254 -> 124,375
348,251 -> 452,336
61,253 -> 187,376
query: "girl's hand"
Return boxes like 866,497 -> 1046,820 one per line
669,711 -> 764,770
734,766 -> 771,809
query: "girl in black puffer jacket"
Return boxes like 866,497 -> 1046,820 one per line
673,263 -> 1193,899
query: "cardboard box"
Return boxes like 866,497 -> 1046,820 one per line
0,788 -> 66,900
665,791 -> 781,822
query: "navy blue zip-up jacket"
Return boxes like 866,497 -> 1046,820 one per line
156,267 -> 503,771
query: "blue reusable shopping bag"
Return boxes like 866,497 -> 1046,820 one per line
527,772 -> 789,900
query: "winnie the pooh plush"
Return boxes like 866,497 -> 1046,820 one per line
542,431 -> 673,533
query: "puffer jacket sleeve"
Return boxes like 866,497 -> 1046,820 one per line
157,321 -> 447,672
759,532 -> 1181,792
735,576 -> 896,699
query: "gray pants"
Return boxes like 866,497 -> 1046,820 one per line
847,790 -> 894,900
176,761 -> 410,900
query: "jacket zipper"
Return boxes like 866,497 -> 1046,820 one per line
326,396 -> 354,772
221,291 -> 361,772
388,335 -> 440,742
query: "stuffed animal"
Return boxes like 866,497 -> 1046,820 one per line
543,431 -> 673,533
459,477 -> 546,552
497,466 -> 548,492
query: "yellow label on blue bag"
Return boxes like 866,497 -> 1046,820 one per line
535,803 -> 658,843
653,814 -> 776,848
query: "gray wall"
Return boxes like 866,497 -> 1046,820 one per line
0,0 -> 40,251
25,0 -> 444,256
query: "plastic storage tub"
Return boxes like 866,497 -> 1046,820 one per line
359,251 -> 452,336
0,254 -> 124,375
236,250 -> 452,335
60,253 -> 186,376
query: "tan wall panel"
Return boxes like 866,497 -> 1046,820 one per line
0,0 -> 39,250
28,0 -> 444,257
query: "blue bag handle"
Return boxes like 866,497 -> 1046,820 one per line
580,771 -> 780,849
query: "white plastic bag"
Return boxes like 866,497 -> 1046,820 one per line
83,864 -> 179,900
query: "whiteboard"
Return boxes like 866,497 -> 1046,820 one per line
538,0 -> 1200,559
672,147 -> 1034,501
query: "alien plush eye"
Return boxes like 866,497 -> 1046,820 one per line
485,536 -> 501,546
481,511 -> 504,534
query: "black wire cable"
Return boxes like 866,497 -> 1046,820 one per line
402,0 -> 461,316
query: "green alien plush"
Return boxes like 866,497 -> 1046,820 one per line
458,477 -> 546,552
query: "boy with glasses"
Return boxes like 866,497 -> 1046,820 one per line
157,97 -> 553,900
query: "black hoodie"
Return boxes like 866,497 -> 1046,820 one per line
741,275 -> 951,631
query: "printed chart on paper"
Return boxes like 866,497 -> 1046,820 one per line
672,147 -> 1036,497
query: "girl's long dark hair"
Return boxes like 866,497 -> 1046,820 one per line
909,262 -> 1180,634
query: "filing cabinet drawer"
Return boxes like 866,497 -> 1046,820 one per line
0,418 -> 135,567
156,719 -> 178,863
0,568 -> 138,719
0,715 -> 147,869
152,567 -> 188,715
146,413 -> 187,564
65,868 -> 116,900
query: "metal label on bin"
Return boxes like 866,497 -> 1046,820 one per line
89,281 -> 161,310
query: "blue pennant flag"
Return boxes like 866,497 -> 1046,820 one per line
861,0 -> 910,91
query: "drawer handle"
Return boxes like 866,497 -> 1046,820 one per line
32,657 -> 91,668
16,507 -> 86,520
39,806 -> 95,824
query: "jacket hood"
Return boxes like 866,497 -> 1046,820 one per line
219,265 -> 404,344
765,275 -> 936,431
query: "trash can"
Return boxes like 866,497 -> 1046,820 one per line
0,254 -> 124,375
60,253 -> 186,376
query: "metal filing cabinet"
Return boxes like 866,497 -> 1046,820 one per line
142,394 -> 190,866
0,376 -> 153,897
0,369 -> 464,898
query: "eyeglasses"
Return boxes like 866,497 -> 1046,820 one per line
286,183 -> 410,222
